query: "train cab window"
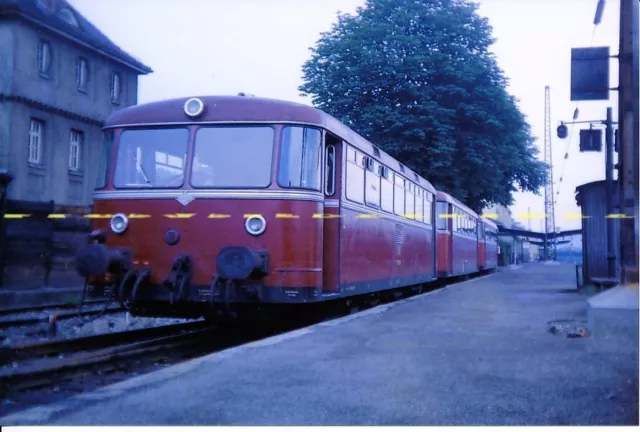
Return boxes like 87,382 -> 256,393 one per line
346,146 -> 364,203
96,130 -> 113,188
113,128 -> 188,188
192,126 -> 274,188
405,182 -> 415,219
278,126 -> 322,191
324,143 -> 336,196
365,158 -> 381,208
394,173 -> 405,216
436,201 -> 448,230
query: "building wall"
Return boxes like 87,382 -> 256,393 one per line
10,21 -> 138,118
8,102 -> 104,204
483,204 -> 515,228
0,20 -> 15,171
3,20 -> 140,206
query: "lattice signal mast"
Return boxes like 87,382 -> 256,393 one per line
543,85 -> 557,261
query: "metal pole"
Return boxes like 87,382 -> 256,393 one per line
605,107 -> 616,280
618,0 -> 639,283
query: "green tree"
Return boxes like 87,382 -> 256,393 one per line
299,0 -> 546,213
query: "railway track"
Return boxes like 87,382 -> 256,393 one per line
0,321 -> 212,395
0,305 -> 125,330
0,299 -> 110,317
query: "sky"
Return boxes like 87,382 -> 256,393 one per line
69,0 -> 621,232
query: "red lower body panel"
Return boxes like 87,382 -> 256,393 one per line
338,206 -> 436,295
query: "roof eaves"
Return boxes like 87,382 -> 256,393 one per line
0,2 -> 152,74
21,12 -> 152,74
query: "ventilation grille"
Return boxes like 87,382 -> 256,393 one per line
398,163 -> 405,173
394,223 -> 405,245
372,146 -> 381,157
414,173 -> 419,181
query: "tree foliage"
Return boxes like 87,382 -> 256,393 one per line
299,0 -> 546,213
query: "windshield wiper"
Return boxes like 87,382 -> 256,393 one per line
135,157 -> 151,185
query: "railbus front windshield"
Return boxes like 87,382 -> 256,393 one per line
111,126 -> 275,189
113,128 -> 189,188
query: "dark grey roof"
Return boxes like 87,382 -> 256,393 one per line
0,0 -> 152,74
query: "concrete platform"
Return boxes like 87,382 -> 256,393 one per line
1,263 -> 638,426
588,284 -> 639,342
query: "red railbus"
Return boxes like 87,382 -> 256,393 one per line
75,95 -> 498,322
75,95 -> 438,320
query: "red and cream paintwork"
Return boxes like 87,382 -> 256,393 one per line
435,191 -> 480,277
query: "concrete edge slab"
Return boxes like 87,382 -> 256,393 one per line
587,285 -> 640,310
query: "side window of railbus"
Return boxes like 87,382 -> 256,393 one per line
379,165 -> 393,213
345,145 -> 364,203
404,182 -> 415,220
324,133 -> 339,196
96,130 -> 114,188
425,193 -> 433,225
436,201 -> 447,231
364,156 -> 380,209
278,126 -> 322,191
394,173 -> 405,216
415,187 -> 423,222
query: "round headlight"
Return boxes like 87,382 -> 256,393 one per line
184,97 -> 204,118
245,215 -> 266,236
110,213 -> 129,234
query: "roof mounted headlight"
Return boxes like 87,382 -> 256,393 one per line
110,213 -> 129,234
184,97 -> 204,118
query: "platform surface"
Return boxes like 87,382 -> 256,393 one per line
2,263 -> 638,426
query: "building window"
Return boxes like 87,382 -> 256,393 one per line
28,119 -> 44,164
58,8 -> 79,27
69,130 -> 83,171
110,72 -> 121,103
76,58 -> 88,90
38,41 -> 52,75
